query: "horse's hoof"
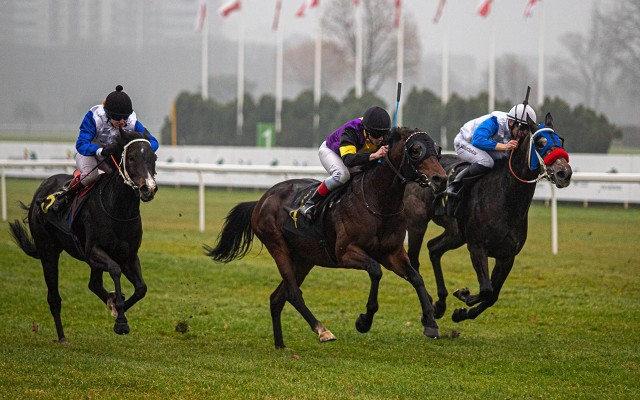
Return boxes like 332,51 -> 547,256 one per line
423,326 -> 440,339
55,337 -> 69,344
452,308 -> 467,323
453,288 -> 470,302
434,301 -> 447,319
114,322 -> 130,335
355,314 -> 372,333
318,329 -> 336,343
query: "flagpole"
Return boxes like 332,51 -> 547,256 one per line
488,5 -> 495,112
537,0 -> 545,108
313,3 -> 322,144
355,1 -> 363,98
440,1 -> 449,150
275,14 -> 283,137
201,0 -> 209,100
236,7 -> 245,136
396,1 -> 404,127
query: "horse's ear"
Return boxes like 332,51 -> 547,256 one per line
545,112 -> 554,128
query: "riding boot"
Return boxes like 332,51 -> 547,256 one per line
298,188 -> 326,221
50,176 -> 84,213
445,163 -> 491,199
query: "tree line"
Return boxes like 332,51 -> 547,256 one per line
160,87 -> 621,153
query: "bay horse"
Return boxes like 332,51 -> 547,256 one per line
404,112 -> 572,323
9,129 -> 157,342
204,127 -> 447,349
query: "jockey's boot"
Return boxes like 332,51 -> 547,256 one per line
445,163 -> 491,199
50,175 -> 84,213
298,188 -> 326,221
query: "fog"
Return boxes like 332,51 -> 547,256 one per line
1,0 -> 636,139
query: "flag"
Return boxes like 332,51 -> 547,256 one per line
273,0 -> 281,30
477,0 -> 492,18
433,0 -> 446,24
295,0 -> 319,18
218,0 -> 241,18
523,0 -> 538,18
394,0 -> 402,29
353,0 -> 360,5
194,0 -> 207,32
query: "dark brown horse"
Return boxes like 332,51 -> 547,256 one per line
9,129 -> 157,342
205,127 -> 447,348
404,113 -> 572,323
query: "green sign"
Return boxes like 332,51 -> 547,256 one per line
257,123 -> 275,148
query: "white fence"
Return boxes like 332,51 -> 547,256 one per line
2,159 -> 639,255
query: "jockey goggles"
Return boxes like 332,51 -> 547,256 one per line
107,112 -> 131,121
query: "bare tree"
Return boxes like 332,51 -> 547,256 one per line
495,54 -> 535,104
321,0 -> 421,93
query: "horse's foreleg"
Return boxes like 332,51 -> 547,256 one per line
383,251 -> 439,339
355,261 -> 382,333
468,246 -> 492,299
121,256 -> 147,312
427,232 -> 464,319
406,222 -> 428,272
88,249 -> 129,335
88,268 -> 109,304
452,256 -> 515,322
40,255 -> 67,343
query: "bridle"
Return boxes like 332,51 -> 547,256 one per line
362,130 -> 439,217
383,131 -> 438,188
111,138 -> 152,189
508,127 -> 566,184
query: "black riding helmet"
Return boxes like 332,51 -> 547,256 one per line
362,106 -> 391,138
104,85 -> 133,121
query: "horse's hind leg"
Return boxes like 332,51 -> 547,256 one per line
269,281 -> 288,349
427,231 -> 465,319
355,261 -> 382,333
40,254 -> 66,343
406,220 -> 428,272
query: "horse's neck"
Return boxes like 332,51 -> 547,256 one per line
100,173 -> 140,220
495,148 -> 538,218
365,161 -> 407,206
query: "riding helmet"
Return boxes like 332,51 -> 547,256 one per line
507,103 -> 537,124
362,106 -> 391,138
104,85 -> 133,118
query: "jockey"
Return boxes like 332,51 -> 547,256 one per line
51,85 -> 160,212
446,103 -> 537,198
298,106 -> 391,221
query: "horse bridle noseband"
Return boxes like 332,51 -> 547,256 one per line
384,131 -> 436,188
508,128 -> 564,184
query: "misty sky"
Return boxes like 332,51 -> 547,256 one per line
221,0 -> 597,62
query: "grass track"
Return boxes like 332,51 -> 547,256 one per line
1,178 -> 639,399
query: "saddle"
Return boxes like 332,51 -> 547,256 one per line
38,172 -> 101,236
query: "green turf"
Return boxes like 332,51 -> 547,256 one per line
1,178 -> 638,399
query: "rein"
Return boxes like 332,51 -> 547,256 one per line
360,169 -> 405,217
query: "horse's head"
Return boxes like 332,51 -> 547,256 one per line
117,128 -> 158,201
523,113 -> 572,188
385,128 -> 447,193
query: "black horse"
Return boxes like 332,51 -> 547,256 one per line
404,113 -> 572,323
9,129 -> 158,342
205,128 -> 447,348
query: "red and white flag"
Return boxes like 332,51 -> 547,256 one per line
273,0 -> 282,30
295,0 -> 319,18
523,0 -> 538,18
477,0 -> 492,18
433,0 -> 446,24
194,0 -> 207,32
218,0 -> 241,18
394,0 -> 402,29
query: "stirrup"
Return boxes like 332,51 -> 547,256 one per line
299,203 -> 316,221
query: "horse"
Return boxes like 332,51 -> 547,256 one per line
204,127 -> 447,349
404,112 -> 572,323
8,129 -> 158,343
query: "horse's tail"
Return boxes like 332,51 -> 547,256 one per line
8,218 -> 40,260
204,201 -> 257,263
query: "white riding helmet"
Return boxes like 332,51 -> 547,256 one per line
507,104 -> 537,124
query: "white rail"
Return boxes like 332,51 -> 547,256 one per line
2,160 -> 639,254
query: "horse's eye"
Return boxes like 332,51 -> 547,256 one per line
409,143 -> 426,161
535,137 -> 547,149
